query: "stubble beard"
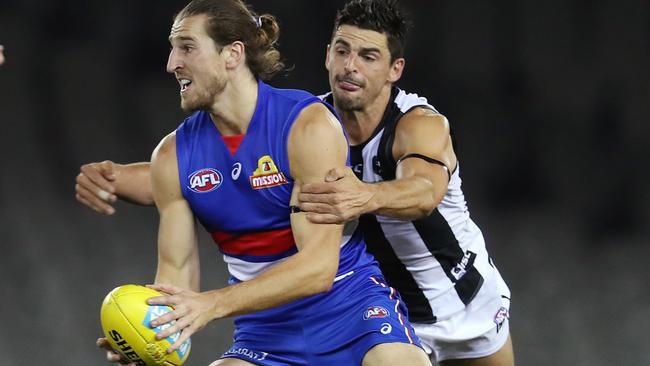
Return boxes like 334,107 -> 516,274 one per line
333,90 -> 365,112
180,74 -> 227,113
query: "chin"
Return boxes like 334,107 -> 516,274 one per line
335,96 -> 364,112
180,97 -> 202,113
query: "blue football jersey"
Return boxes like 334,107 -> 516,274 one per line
175,81 -> 375,281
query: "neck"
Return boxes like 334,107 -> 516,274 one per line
335,85 -> 392,146
208,72 -> 259,136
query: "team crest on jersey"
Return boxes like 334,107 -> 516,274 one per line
249,155 -> 288,190
188,168 -> 223,193
363,306 -> 389,320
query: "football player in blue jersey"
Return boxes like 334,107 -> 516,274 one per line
79,0 -> 513,365
89,0 -> 430,365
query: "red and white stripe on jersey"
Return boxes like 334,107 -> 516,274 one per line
211,227 -> 295,257
370,276 -> 415,344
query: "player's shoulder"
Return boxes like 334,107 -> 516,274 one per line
264,81 -> 318,104
291,102 -> 341,138
399,106 -> 449,134
151,130 -> 177,163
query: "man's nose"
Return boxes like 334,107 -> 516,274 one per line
344,53 -> 358,73
166,49 -> 182,74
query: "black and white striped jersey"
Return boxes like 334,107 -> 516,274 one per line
322,87 -> 509,324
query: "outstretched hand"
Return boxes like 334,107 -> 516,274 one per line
75,161 -> 119,215
298,167 -> 375,224
145,284 -> 215,354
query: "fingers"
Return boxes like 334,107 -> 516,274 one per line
300,180 -> 339,194
324,166 -> 350,182
154,310 -> 188,340
146,283 -> 183,295
298,201 -> 336,214
76,183 -> 116,215
167,328 -> 193,354
305,213 -> 345,225
97,337 -> 135,365
76,161 -> 119,214
148,303 -> 182,328
298,191 -> 340,205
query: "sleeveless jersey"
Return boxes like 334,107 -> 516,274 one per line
323,87 -> 510,324
176,81 -> 373,282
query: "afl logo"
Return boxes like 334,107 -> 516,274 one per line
188,168 -> 223,193
363,306 -> 389,320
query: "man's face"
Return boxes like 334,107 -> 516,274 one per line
167,15 -> 227,113
326,25 -> 403,112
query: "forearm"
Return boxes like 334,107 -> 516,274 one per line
115,162 -> 154,205
155,253 -> 200,292
209,248 -> 337,319
368,175 -> 441,220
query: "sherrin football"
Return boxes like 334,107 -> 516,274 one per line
100,284 -> 191,366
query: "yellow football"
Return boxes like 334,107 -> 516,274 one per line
100,284 -> 191,366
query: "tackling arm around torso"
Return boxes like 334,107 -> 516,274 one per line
298,107 -> 456,223
373,107 -> 456,219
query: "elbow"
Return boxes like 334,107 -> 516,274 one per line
419,198 -> 437,218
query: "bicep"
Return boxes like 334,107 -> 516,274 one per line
393,111 -> 456,185
288,103 -> 347,252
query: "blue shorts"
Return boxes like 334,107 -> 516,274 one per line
221,265 -> 421,365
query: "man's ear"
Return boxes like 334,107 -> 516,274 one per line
224,41 -> 246,69
388,58 -> 405,83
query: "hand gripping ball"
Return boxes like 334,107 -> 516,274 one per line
100,284 -> 191,366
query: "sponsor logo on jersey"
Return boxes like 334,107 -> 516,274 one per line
188,168 -> 223,193
249,155 -> 288,190
223,346 -> 268,361
143,305 -> 191,359
231,162 -> 242,180
451,250 -> 477,281
493,306 -> 509,332
363,306 -> 389,320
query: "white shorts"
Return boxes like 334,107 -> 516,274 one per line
412,268 -> 511,363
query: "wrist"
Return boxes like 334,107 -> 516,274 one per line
208,288 -> 229,320
365,182 -> 382,214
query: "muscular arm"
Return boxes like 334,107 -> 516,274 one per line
150,134 -> 200,291
147,103 -> 349,351
370,109 -> 455,219
299,108 -> 455,222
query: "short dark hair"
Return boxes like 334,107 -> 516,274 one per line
333,0 -> 411,63
176,0 -> 285,80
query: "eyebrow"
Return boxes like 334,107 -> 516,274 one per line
169,35 -> 197,42
333,39 -> 382,55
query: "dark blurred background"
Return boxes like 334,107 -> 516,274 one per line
1,0 -> 648,365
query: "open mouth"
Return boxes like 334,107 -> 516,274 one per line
179,79 -> 192,93
336,76 -> 362,92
